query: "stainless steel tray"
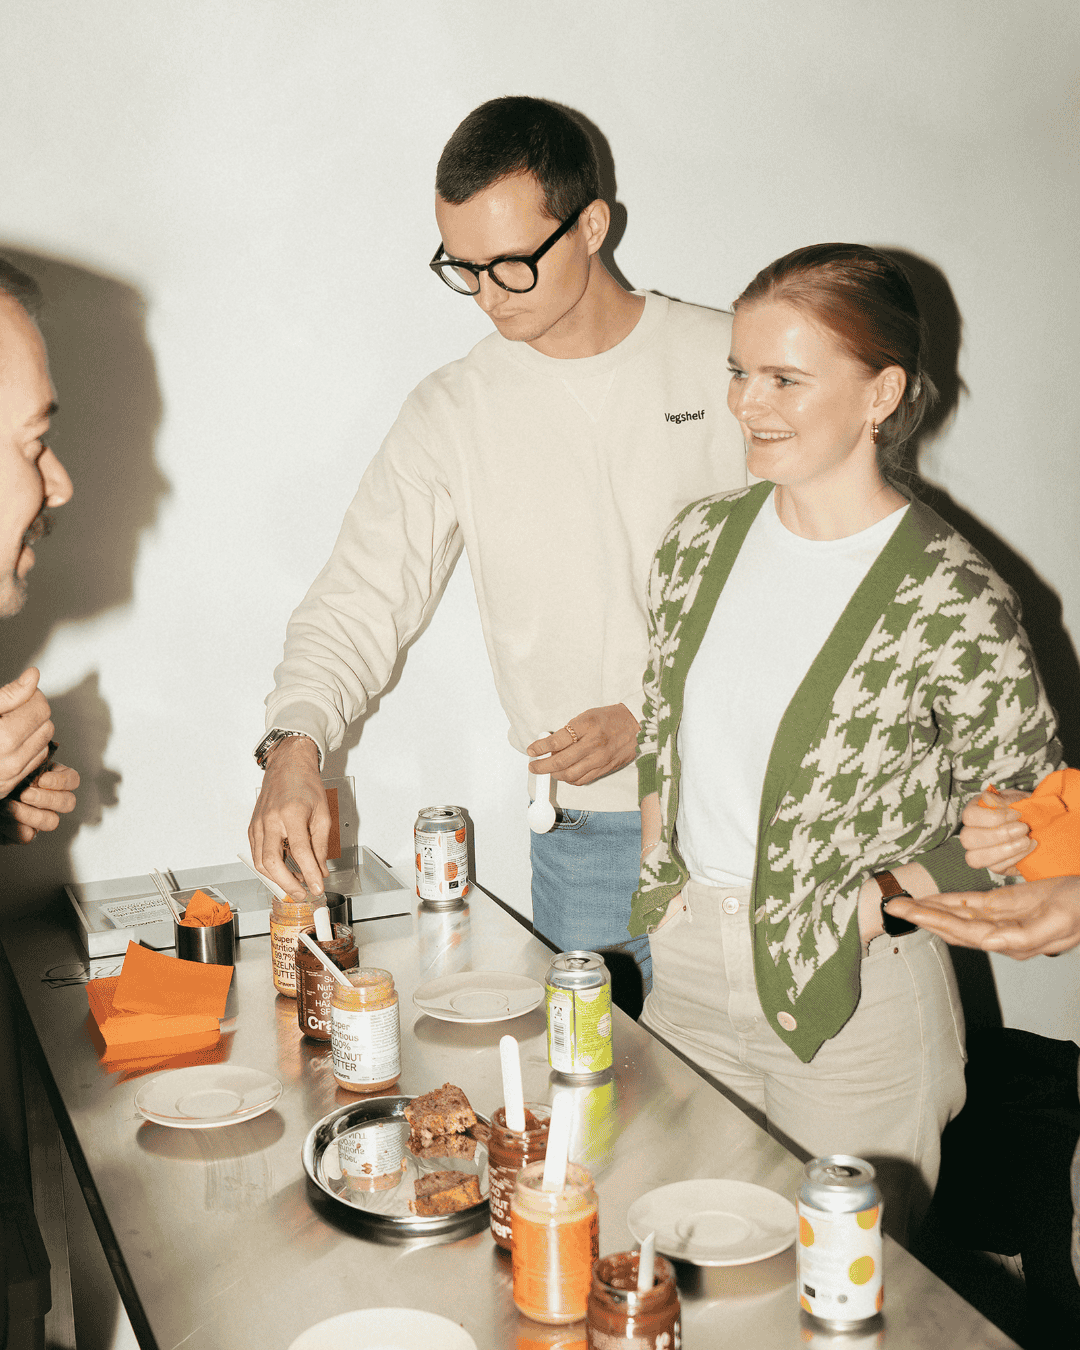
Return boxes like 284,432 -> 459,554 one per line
302,1095 -> 490,1239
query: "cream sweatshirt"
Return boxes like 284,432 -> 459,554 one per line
266,291 -> 747,811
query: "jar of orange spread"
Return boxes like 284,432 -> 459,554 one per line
511,1160 -> 599,1325
330,968 -> 400,1093
269,895 -> 316,997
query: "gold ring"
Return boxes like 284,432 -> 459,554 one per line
565,722 -> 578,744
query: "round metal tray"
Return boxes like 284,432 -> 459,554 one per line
302,1094 -> 490,1239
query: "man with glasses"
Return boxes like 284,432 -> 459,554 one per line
250,96 -> 745,1010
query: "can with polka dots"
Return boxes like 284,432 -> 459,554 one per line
796,1155 -> 883,1330
414,806 -> 470,908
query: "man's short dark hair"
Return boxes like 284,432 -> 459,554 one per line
0,258 -> 42,320
435,96 -> 601,222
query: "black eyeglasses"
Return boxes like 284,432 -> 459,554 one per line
429,205 -> 586,295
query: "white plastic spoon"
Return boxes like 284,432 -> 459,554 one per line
499,1035 -> 526,1133
542,1091 -> 574,1192
236,852 -> 291,901
313,906 -> 334,942
297,930 -> 352,988
527,734 -> 557,833
637,1230 -> 656,1292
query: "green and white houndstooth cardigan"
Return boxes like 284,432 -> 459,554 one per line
632,481 -> 1060,1063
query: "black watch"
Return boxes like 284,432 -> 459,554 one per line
873,870 -> 919,937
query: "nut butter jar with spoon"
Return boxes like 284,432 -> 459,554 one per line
296,924 -> 359,1040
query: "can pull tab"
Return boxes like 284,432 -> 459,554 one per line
822,1165 -> 860,1181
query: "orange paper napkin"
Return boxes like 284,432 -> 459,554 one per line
982,768 -> 1080,881
180,889 -> 234,927
87,976 -> 221,1055
113,940 -> 232,1017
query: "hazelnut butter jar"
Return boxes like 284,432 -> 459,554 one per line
488,1103 -> 551,1250
269,895 -> 317,997
330,968 -> 401,1093
296,924 -> 359,1041
586,1251 -> 680,1349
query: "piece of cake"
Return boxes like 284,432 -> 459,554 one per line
408,1131 -> 478,1162
404,1083 -> 476,1148
410,1169 -> 482,1216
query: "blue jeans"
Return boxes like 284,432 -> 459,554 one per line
529,808 -> 651,1013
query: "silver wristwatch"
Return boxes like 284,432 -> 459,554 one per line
254,728 -> 315,770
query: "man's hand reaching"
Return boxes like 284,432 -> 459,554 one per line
248,735 -> 331,898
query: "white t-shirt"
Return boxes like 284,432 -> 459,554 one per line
676,490 -> 907,885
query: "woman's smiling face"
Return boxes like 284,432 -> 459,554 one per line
727,298 -> 884,493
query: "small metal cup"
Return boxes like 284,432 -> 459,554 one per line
174,908 -> 239,965
322,891 -> 351,927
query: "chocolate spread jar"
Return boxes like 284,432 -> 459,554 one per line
488,1102 -> 551,1250
586,1251 -> 679,1349
295,923 -> 359,1040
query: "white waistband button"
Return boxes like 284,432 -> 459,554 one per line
721,896 -> 740,915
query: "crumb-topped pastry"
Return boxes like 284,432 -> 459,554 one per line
409,1132 -> 479,1161
405,1083 -> 476,1147
410,1169 -> 482,1216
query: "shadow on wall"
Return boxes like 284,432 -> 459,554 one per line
566,106 -> 634,293
0,248 -> 166,912
891,248 -> 1080,771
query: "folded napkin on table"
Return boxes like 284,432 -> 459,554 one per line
982,768 -> 1080,881
87,975 -> 221,1057
113,939 -> 232,1015
180,888 -> 234,926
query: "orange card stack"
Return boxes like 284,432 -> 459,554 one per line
87,941 -> 233,1060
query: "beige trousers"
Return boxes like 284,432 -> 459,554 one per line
641,878 -> 968,1241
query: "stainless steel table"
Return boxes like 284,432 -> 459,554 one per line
1,884 -> 1018,1349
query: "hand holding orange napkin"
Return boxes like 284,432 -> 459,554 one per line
982,768 -> 1080,881
180,888 -> 234,927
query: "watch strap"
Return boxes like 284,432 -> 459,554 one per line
254,728 -> 315,771
873,870 -> 919,936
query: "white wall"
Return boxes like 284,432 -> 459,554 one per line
1,1 -> 1077,1039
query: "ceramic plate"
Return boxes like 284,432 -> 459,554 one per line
412,971 -> 544,1023
627,1179 -> 797,1266
287,1307 -> 477,1350
135,1064 -> 282,1129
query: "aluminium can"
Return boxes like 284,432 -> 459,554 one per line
414,806 -> 470,908
545,951 -> 613,1081
797,1155 -> 884,1330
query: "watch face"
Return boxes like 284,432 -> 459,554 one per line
881,903 -> 918,937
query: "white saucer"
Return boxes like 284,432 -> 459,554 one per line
135,1064 -> 283,1129
627,1179 -> 797,1266
287,1308 -> 477,1350
412,971 -> 544,1023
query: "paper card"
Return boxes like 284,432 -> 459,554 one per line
99,895 -> 173,929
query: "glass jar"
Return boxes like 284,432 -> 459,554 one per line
295,923 -> 359,1040
330,968 -> 400,1093
269,895 -> 316,997
586,1251 -> 680,1348
511,1160 -> 598,1325
489,1103 -> 551,1249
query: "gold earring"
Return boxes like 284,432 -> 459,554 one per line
871,421 -> 879,445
